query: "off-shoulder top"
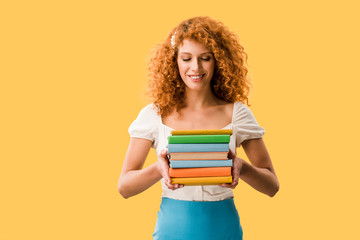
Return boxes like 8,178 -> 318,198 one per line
128,102 -> 265,201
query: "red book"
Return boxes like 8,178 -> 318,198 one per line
169,167 -> 231,178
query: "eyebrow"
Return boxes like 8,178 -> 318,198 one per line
179,51 -> 212,55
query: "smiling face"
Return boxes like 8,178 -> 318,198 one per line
177,39 -> 215,91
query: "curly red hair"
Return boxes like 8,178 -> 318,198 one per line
146,16 -> 251,118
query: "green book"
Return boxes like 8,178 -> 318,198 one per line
168,134 -> 230,144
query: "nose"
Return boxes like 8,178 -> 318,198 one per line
190,58 -> 201,71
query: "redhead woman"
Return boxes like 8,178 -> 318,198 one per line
118,16 -> 279,240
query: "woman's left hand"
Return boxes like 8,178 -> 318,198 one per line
219,149 -> 243,189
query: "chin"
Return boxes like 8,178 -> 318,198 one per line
185,83 -> 209,91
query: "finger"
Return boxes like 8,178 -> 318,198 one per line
228,149 -> 236,159
232,178 -> 239,187
160,149 -> 184,190
160,149 -> 168,158
161,167 -> 171,184
159,149 -> 170,167
219,175 -> 238,189
234,157 -> 242,184
167,184 -> 176,190
165,180 -> 178,190
166,179 -> 184,189
165,178 -> 184,190
218,183 -> 234,188
174,184 -> 184,188
232,167 -> 239,185
161,167 -> 176,190
164,176 -> 174,188
226,182 -> 238,189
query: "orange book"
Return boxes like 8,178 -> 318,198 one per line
169,167 -> 231,178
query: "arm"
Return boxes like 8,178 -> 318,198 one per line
118,137 -> 181,199
118,137 -> 161,199
239,138 -> 279,197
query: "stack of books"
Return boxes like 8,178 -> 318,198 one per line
167,129 -> 233,186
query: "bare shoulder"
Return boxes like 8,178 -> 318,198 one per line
214,99 -> 234,116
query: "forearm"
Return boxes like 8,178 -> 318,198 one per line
118,162 -> 162,199
240,160 -> 279,197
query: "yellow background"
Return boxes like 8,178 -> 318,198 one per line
1,0 -> 359,239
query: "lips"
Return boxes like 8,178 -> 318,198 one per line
188,74 -> 205,81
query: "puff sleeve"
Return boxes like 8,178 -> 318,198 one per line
233,102 -> 265,147
128,104 -> 160,148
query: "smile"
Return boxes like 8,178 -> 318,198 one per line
188,74 -> 205,80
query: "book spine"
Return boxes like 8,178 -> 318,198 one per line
169,152 -> 228,160
168,135 -> 230,144
171,176 -> 232,185
171,129 -> 233,136
170,160 -> 233,168
169,167 -> 231,178
167,143 -> 229,153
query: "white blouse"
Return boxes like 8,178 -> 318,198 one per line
128,102 -> 265,201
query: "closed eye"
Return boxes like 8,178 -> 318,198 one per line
182,57 -> 211,62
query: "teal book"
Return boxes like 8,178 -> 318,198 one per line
170,159 -> 233,168
167,143 -> 229,153
168,134 -> 230,144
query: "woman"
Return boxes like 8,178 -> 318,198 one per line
118,16 -> 279,240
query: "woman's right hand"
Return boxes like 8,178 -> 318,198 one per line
157,149 -> 184,190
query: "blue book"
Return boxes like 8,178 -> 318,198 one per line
167,143 -> 229,153
170,160 -> 233,168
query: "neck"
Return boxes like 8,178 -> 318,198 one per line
183,85 -> 218,110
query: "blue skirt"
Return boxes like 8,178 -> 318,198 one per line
153,197 -> 243,240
